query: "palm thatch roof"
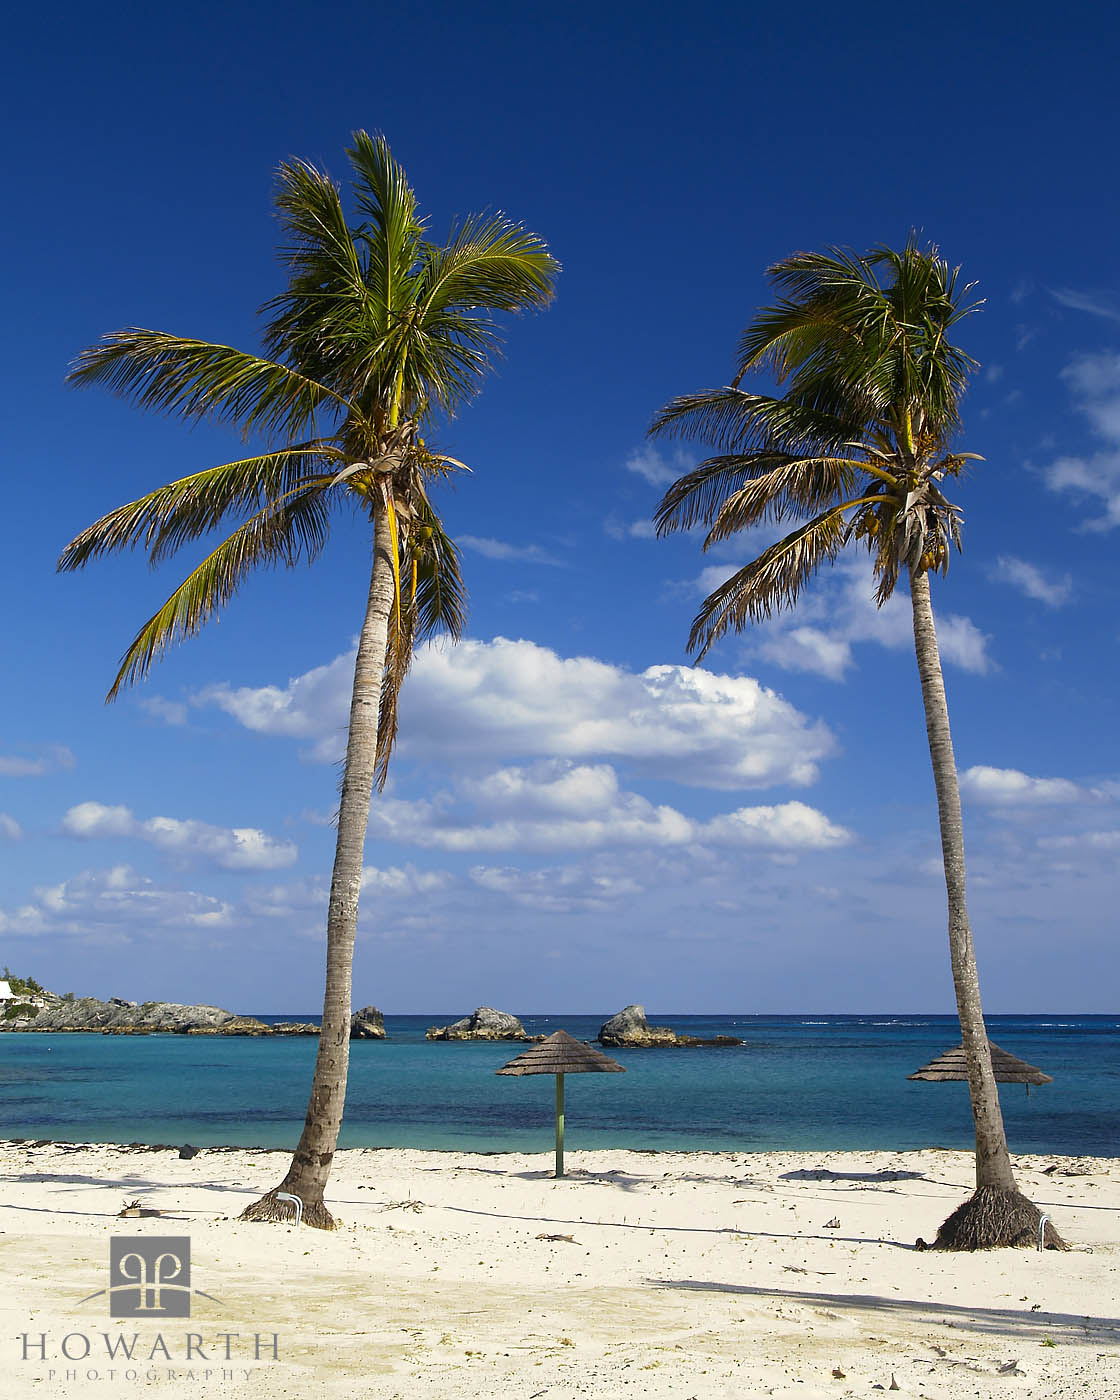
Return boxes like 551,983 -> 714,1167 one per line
496,1029 -> 626,1076
908,1041 -> 1052,1086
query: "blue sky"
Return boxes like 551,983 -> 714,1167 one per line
3,1 -> 1117,1013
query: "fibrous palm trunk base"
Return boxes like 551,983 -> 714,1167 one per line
931,1186 -> 1067,1251
238,1185 -> 338,1231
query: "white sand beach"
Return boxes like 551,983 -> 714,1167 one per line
1,1141 -> 1116,1399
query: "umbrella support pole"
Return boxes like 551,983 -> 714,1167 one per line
555,1073 -> 565,1178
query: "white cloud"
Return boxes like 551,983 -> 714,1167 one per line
692,563 -> 741,594
737,556 -> 992,678
197,636 -> 835,790
934,615 -> 992,674
960,765 -> 1095,807
62,801 -> 298,870
1039,829 -> 1120,853
625,444 -> 694,488
0,813 -> 22,839
366,760 -> 850,854
1049,288 -> 1120,324
0,745 -> 75,777
360,865 -> 455,895
604,516 -> 658,541
1043,353 -> 1120,529
0,865 -> 232,940
459,535 -> 563,565
469,863 -> 642,914
139,696 -> 189,725
756,626 -> 853,681
992,556 -> 1072,607
247,864 -> 452,920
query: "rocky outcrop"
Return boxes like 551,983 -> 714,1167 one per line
426,1006 -> 539,1041
598,1004 -> 742,1048
350,1005 -> 386,1039
187,1016 -> 272,1036
3,998 -> 303,1036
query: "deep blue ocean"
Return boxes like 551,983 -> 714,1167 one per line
0,1014 -> 1116,1156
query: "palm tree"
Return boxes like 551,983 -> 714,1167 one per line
61,132 -> 558,1228
650,241 -> 1063,1250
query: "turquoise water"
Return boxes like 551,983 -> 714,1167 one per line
0,1014 -> 1116,1155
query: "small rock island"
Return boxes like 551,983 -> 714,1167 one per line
426,1007 -> 541,1041
598,1004 -> 742,1048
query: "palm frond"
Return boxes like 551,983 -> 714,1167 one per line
650,387 -> 855,454
688,503 -> 868,658
106,488 -> 333,699
263,159 -> 371,374
68,332 -> 353,439
419,214 -> 557,317
655,454 -> 792,535
347,130 -> 424,324
58,447 -> 341,571
703,457 -> 864,545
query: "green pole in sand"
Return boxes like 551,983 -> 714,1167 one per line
555,1072 -> 565,1178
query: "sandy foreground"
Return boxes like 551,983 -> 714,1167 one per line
0,1141 -> 1116,1400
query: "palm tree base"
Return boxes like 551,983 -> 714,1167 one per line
238,1185 -> 338,1230
928,1185 -> 1067,1251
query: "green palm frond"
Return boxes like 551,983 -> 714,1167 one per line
106,486 -> 333,699
67,131 -> 555,711
58,447 -> 341,571
68,332 -> 353,439
264,161 -> 370,377
651,239 -> 981,656
419,214 -> 557,317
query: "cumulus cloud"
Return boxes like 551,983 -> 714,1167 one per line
196,637 -> 835,790
0,813 -> 22,839
992,556 -> 1073,607
0,865 -> 232,940
366,760 -> 850,854
62,801 -> 298,870
725,555 -> 993,679
1043,353 -> 1120,529
960,765 -> 1097,807
459,535 -> 564,565
0,745 -> 75,777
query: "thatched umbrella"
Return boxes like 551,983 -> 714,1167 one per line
909,1041 -> 1053,1095
497,1029 -> 625,1177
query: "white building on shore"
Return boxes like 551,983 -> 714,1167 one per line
0,980 -> 14,1002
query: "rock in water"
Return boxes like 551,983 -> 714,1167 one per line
350,1006 -> 387,1039
598,1004 -> 683,1047
598,1004 -> 743,1048
426,1007 -> 535,1041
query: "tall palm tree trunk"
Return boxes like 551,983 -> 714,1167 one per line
241,508 -> 396,1228
909,568 -> 1063,1249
